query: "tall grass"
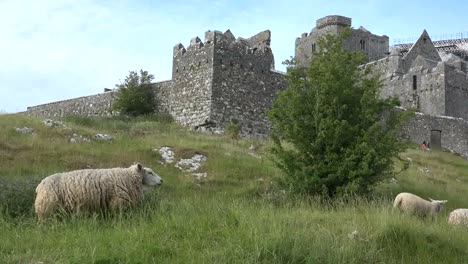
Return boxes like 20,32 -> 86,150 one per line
0,114 -> 468,263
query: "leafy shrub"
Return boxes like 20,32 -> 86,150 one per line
269,29 -> 408,197
0,176 -> 42,219
113,70 -> 156,117
225,121 -> 241,141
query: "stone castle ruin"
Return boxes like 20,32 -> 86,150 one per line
27,15 -> 468,158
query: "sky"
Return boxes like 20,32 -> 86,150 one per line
1,0 -> 467,113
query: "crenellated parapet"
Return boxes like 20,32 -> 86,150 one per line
172,32 -> 216,81
316,15 -> 351,30
213,29 -> 275,71
172,29 -> 276,79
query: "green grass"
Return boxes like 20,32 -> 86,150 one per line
1,114 -> 468,263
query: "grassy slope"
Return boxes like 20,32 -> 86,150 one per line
0,114 -> 468,263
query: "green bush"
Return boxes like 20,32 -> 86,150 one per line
0,176 -> 42,219
113,70 -> 156,117
225,121 -> 241,141
269,29 -> 408,197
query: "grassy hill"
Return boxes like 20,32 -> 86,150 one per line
1,114 -> 468,263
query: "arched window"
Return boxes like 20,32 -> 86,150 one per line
360,39 -> 366,50
312,43 -> 316,52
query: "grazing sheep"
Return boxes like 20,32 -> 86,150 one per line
34,163 -> 162,221
393,192 -> 447,219
448,209 -> 468,226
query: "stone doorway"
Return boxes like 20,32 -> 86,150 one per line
430,130 -> 442,149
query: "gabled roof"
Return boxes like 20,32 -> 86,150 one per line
403,30 -> 441,63
393,34 -> 468,60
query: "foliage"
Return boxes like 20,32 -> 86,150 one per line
225,120 -> 241,141
113,69 -> 156,116
269,29 -> 409,197
0,177 -> 41,218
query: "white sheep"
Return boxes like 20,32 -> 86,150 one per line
34,163 -> 162,221
393,192 -> 447,219
448,209 -> 468,226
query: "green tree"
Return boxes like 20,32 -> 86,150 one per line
113,69 -> 156,116
268,30 -> 407,197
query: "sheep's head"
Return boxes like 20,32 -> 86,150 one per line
134,163 -> 163,186
429,198 -> 448,213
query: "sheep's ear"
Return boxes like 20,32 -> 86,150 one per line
429,198 -> 434,202
136,163 -> 143,171
442,200 -> 448,204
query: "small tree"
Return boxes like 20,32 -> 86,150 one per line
268,30 -> 407,197
113,69 -> 156,116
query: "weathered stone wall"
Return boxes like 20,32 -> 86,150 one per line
27,92 -> 115,118
26,80 -> 174,119
371,46 -> 448,117
208,30 -> 287,137
343,29 -> 389,62
445,64 -> 468,119
152,80 -> 174,113
401,112 -> 468,159
295,15 -> 388,68
364,56 -> 393,78
376,58 -> 468,121
170,32 -> 215,127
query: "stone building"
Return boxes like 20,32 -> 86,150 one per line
295,15 -> 389,67
26,15 -> 468,158
294,16 -> 468,157
27,30 -> 286,137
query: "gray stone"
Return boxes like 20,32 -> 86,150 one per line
192,172 -> 207,180
156,146 -> 175,163
43,119 -> 65,127
175,154 -> 207,172
93,133 -> 113,141
15,127 -> 34,134
69,134 -> 91,143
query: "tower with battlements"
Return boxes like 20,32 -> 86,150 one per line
25,15 -> 468,158
295,15 -> 389,67
161,29 -> 287,136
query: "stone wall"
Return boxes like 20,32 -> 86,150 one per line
343,29 -> 389,62
209,30 -> 287,137
26,80 -> 175,119
377,58 -> 468,121
27,92 -> 115,118
445,64 -> 468,119
170,32 -> 215,127
152,80 -> 174,113
401,112 -> 468,159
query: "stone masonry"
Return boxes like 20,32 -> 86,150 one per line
26,15 -> 468,158
27,29 -> 287,137
295,15 -> 389,68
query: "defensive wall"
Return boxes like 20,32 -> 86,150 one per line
26,15 -> 468,158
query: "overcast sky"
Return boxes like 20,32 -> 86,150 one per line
1,0 -> 467,113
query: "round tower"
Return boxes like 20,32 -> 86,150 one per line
316,15 -> 351,30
